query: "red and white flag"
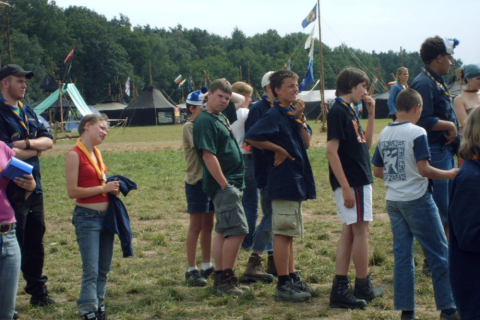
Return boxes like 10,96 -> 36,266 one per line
64,45 -> 75,64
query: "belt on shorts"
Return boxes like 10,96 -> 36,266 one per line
0,222 -> 15,235
243,154 -> 252,160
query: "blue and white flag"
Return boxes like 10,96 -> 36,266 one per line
299,59 -> 314,92
302,4 -> 317,29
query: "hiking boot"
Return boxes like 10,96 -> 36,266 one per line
185,269 -> 207,287
353,275 -> 384,302
200,266 -> 215,279
422,258 -> 432,276
216,272 -> 243,297
274,280 -> 311,302
82,312 -> 97,320
292,271 -> 313,293
30,294 -> 56,306
97,306 -> 109,320
440,310 -> 460,320
212,272 -> 220,294
329,276 -> 367,309
13,311 -> 19,319
240,255 -> 274,283
265,255 -> 277,276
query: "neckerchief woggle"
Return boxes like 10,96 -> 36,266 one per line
76,138 -> 107,196
201,108 -> 231,131
335,96 -> 366,141
0,94 -> 31,137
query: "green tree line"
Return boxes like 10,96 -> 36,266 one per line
0,0 -> 462,105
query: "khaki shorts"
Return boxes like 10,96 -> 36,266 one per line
272,200 -> 303,238
212,185 -> 248,237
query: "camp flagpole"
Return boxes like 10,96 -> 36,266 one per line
317,0 -> 327,131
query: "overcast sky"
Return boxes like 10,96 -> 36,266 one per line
52,0 -> 479,66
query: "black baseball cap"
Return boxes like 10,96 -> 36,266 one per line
0,64 -> 34,81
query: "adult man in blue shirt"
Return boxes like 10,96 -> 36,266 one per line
0,64 -> 55,306
410,36 -> 460,239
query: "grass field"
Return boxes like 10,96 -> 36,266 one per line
15,119 -> 442,320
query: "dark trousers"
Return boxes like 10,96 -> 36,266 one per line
13,192 -> 49,296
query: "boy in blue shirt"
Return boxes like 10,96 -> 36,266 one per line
372,88 -> 459,320
245,70 -> 316,302
326,67 -> 383,309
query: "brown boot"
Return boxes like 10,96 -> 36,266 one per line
217,270 -> 243,297
265,254 -> 277,277
240,254 -> 274,283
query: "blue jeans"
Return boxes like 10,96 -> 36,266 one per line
241,157 -> 259,249
0,228 -> 21,320
252,187 -> 273,252
429,144 -> 455,226
72,206 -> 114,315
386,192 -> 455,311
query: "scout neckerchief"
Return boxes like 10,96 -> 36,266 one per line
76,138 -> 107,195
423,67 -> 452,101
202,108 -> 231,131
262,94 -> 274,108
0,94 -> 29,135
273,99 -> 308,129
335,96 -> 366,142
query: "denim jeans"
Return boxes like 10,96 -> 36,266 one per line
429,144 -> 455,226
0,228 -> 21,320
386,192 -> 455,311
12,193 -> 48,296
241,157 -> 259,249
251,187 -> 273,252
72,206 -> 114,315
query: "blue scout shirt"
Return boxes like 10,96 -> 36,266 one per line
410,66 -> 459,146
245,105 -> 316,201
0,99 -> 53,193
244,98 -> 274,189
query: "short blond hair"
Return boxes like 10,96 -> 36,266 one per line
232,81 -> 253,97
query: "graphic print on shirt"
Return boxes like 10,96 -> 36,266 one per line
352,119 -> 366,143
379,140 -> 406,181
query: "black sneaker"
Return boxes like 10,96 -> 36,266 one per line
200,267 -> 215,279
353,275 -> 384,302
292,271 -> 313,293
30,295 -> 56,306
185,269 -> 207,287
82,312 -> 97,320
97,306 -> 109,320
274,280 -> 311,302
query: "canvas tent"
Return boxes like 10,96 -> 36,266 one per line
40,74 -> 59,93
297,89 -> 336,120
34,83 -> 92,117
123,85 -> 180,126
94,100 -> 127,120
371,92 -> 390,119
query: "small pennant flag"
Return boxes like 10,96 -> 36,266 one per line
125,77 -> 131,96
174,74 -> 183,84
64,45 -> 75,64
302,4 -> 317,29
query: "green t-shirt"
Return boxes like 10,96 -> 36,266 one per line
223,102 -> 237,124
193,111 -> 245,198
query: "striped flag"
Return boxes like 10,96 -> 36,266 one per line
174,74 -> 183,84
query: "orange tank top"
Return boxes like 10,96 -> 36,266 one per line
71,146 -> 109,204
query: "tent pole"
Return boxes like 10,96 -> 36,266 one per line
317,0 -> 327,131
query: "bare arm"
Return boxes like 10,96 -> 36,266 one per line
230,92 -> 245,110
202,149 -> 228,190
300,126 -> 311,149
454,96 -> 467,134
65,151 -> 119,199
417,159 -> 458,180
11,148 -> 38,160
326,138 -> 354,208
373,166 -> 384,179
13,173 -> 36,200
293,99 -> 311,149
12,136 -> 53,152
245,139 -> 295,167
431,119 -> 457,145
363,96 -> 375,149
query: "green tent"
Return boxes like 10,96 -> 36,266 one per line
33,83 -> 92,116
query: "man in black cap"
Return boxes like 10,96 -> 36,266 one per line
0,64 -> 55,306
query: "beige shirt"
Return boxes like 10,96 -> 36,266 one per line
182,121 -> 203,184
